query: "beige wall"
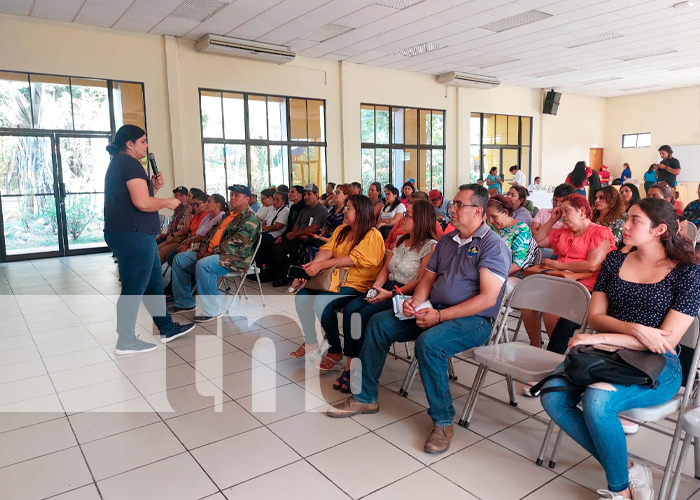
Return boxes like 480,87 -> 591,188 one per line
1,13 -> 611,202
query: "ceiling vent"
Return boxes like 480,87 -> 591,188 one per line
527,67 -> 576,77
616,48 -> 677,61
395,42 -> 447,57
479,10 -> 552,33
375,0 -> 425,9
437,72 -> 500,90
300,24 -> 354,42
563,31 -> 622,48
195,35 -> 296,64
168,0 -> 227,22
467,56 -> 518,69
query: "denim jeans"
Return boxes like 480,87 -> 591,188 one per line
541,353 -> 682,493
105,231 -> 175,341
295,287 -> 364,353
173,252 -> 231,316
340,281 -> 401,358
354,309 -> 492,426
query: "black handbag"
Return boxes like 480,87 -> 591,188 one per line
532,345 -> 668,395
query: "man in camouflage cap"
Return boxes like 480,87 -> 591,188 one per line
170,184 -> 261,323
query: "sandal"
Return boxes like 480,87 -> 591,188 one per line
315,354 -> 344,372
333,370 -> 351,393
289,344 -> 317,359
285,285 -> 302,294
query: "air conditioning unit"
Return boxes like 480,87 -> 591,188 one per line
195,35 -> 296,64
437,72 -> 500,89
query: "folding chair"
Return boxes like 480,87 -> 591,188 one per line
457,275 -> 591,429
685,222 -> 698,246
542,315 -> 700,500
219,237 -> 266,312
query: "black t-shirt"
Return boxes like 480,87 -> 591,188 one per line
658,157 -> 681,186
104,153 -> 160,234
283,200 -> 306,236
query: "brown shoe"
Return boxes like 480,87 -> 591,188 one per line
327,397 -> 379,418
424,424 -> 454,454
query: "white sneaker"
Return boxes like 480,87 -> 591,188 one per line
628,462 -> 654,500
621,418 -> 640,435
597,489 -> 629,500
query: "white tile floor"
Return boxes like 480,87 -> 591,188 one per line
1,254 -> 700,500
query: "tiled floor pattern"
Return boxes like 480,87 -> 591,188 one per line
1,254 -> 699,500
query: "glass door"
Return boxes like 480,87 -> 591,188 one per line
0,134 -> 63,259
56,135 -> 110,253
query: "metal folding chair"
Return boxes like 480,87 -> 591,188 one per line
219,236 -> 266,312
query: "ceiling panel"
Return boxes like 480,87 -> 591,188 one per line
31,0 -> 85,22
0,0 -> 33,16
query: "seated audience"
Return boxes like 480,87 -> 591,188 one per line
429,189 -> 451,229
170,185 -> 261,322
290,195 -> 385,370
159,191 -> 208,264
157,185 -> 191,244
321,182 -> 336,206
486,166 -> 503,194
529,176 -> 545,192
477,179 -> 484,186
510,165 -> 526,187
248,189 -> 260,212
541,198 -> 700,500
385,192 -> 444,250
367,181 -> 384,221
376,185 -> 406,239
506,185 -> 533,227
682,182 -> 700,228
255,188 -> 277,222
566,161 -> 590,196
256,191 -> 290,282
486,195 -> 539,293
643,164 -> 657,193
618,183 -> 640,213
350,182 -> 362,195
269,184 -> 328,287
336,200 -> 438,392
400,182 -> 415,207
327,184 -> 510,454
531,183 -> 575,233
647,181 -> 689,236
671,186 -> 684,216
592,186 -> 627,248
521,194 -> 615,353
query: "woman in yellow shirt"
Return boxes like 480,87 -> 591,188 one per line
290,195 -> 385,371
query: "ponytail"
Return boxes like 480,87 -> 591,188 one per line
209,193 -> 228,213
637,198 -> 698,265
106,125 -> 146,155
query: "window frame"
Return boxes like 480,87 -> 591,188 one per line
469,112 -> 532,182
622,132 -> 651,149
360,102 -> 446,193
198,88 -> 327,193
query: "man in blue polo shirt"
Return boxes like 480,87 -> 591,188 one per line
328,184 -> 511,454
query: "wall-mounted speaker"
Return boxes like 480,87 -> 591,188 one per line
543,90 -> 561,115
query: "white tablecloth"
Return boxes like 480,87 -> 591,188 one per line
529,191 -> 552,210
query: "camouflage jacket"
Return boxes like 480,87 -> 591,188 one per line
201,206 -> 261,272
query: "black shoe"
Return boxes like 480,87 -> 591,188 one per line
160,322 -> 195,343
165,296 -> 175,303
168,305 -> 195,313
272,278 -> 291,288
193,313 -> 223,323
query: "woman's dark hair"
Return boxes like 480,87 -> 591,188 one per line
370,181 -> 382,193
647,164 -> 656,174
384,185 -> 401,211
337,195 -> 376,250
620,183 -> 640,210
260,188 -> 276,198
592,186 -> 624,226
401,182 -> 415,199
637,198 -> 697,264
509,165 -> 519,173
274,191 -> 288,204
561,193 -> 592,219
487,194 -> 514,216
190,187 -> 203,195
410,191 -> 428,202
397,199 -> 438,251
192,191 -> 209,203
648,182 -> 674,202
209,194 -> 228,212
510,185 -> 528,202
106,125 -> 146,155
489,167 -> 498,174
277,184 -> 289,194
553,183 -> 576,198
569,161 -> 588,188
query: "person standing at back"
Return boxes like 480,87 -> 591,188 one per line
620,163 -> 632,184
510,165 -> 526,187
657,145 -> 681,187
104,125 -> 194,354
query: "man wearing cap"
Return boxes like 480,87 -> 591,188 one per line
429,189 -> 451,229
269,183 -> 328,287
248,188 -> 261,213
157,186 -> 190,243
170,185 -> 261,323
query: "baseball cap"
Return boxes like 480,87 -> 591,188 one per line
407,178 -> 416,184
173,186 -> 188,195
428,189 -> 442,202
303,183 -> 319,194
228,184 -> 252,197
250,187 -> 257,196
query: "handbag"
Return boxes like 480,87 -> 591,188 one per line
304,265 -> 349,293
532,345 -> 668,395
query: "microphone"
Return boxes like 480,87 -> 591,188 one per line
147,152 -> 159,176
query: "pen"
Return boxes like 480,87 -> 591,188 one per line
393,285 -> 405,299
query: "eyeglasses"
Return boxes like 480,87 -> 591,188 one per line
191,202 -> 201,207
451,201 -> 480,210
404,214 -> 414,219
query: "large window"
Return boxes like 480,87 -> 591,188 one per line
470,113 -> 532,187
200,90 -> 326,196
361,104 -> 445,194
0,70 -> 146,261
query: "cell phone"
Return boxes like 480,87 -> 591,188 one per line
288,265 -> 311,280
592,344 -> 623,353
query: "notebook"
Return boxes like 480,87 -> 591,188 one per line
392,295 -> 433,321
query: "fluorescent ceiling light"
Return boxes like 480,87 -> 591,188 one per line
300,24 -> 355,42
667,63 -> 700,71
583,77 -> 623,85
616,48 -> 677,61
168,0 -> 227,22
527,67 -> 576,77
563,31 -> 622,48
375,0 -> 426,8
479,10 -> 552,33
395,42 -> 447,57
467,56 -> 519,69
621,84 -> 661,91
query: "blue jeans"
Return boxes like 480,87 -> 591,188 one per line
173,252 -> 231,316
295,287 -> 364,354
105,231 -> 175,341
354,309 -> 492,426
541,353 -> 682,493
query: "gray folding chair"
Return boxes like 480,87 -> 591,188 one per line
458,275 -> 591,428
542,315 -> 700,500
684,222 -> 698,246
219,236 -> 266,311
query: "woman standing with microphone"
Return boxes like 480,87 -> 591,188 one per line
104,125 -> 194,354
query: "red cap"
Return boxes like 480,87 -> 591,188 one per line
428,189 -> 442,202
